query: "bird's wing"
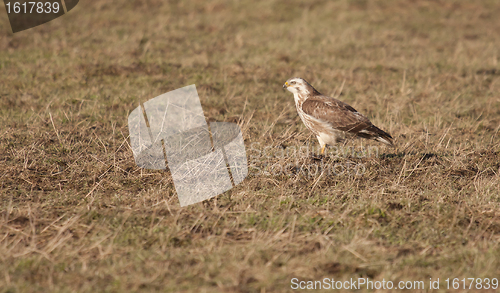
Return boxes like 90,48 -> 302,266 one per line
301,96 -> 372,133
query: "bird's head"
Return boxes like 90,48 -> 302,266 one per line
283,77 -> 319,96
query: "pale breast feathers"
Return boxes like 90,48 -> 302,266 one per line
301,96 -> 372,133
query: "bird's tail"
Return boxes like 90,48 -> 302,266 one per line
357,125 -> 395,147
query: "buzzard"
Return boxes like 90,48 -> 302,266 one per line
283,77 -> 394,155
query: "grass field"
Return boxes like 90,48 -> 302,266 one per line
1,0 -> 500,292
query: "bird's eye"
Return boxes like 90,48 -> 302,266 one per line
291,81 -> 296,84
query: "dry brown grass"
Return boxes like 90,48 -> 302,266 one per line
1,0 -> 500,292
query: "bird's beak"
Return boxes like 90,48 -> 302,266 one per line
283,82 -> 288,89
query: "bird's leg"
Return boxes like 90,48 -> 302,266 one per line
312,140 -> 326,160
315,136 -> 326,158
311,144 -> 325,161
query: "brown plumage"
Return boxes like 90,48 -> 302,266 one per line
283,77 -> 394,154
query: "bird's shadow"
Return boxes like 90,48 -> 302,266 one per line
379,152 -> 438,160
